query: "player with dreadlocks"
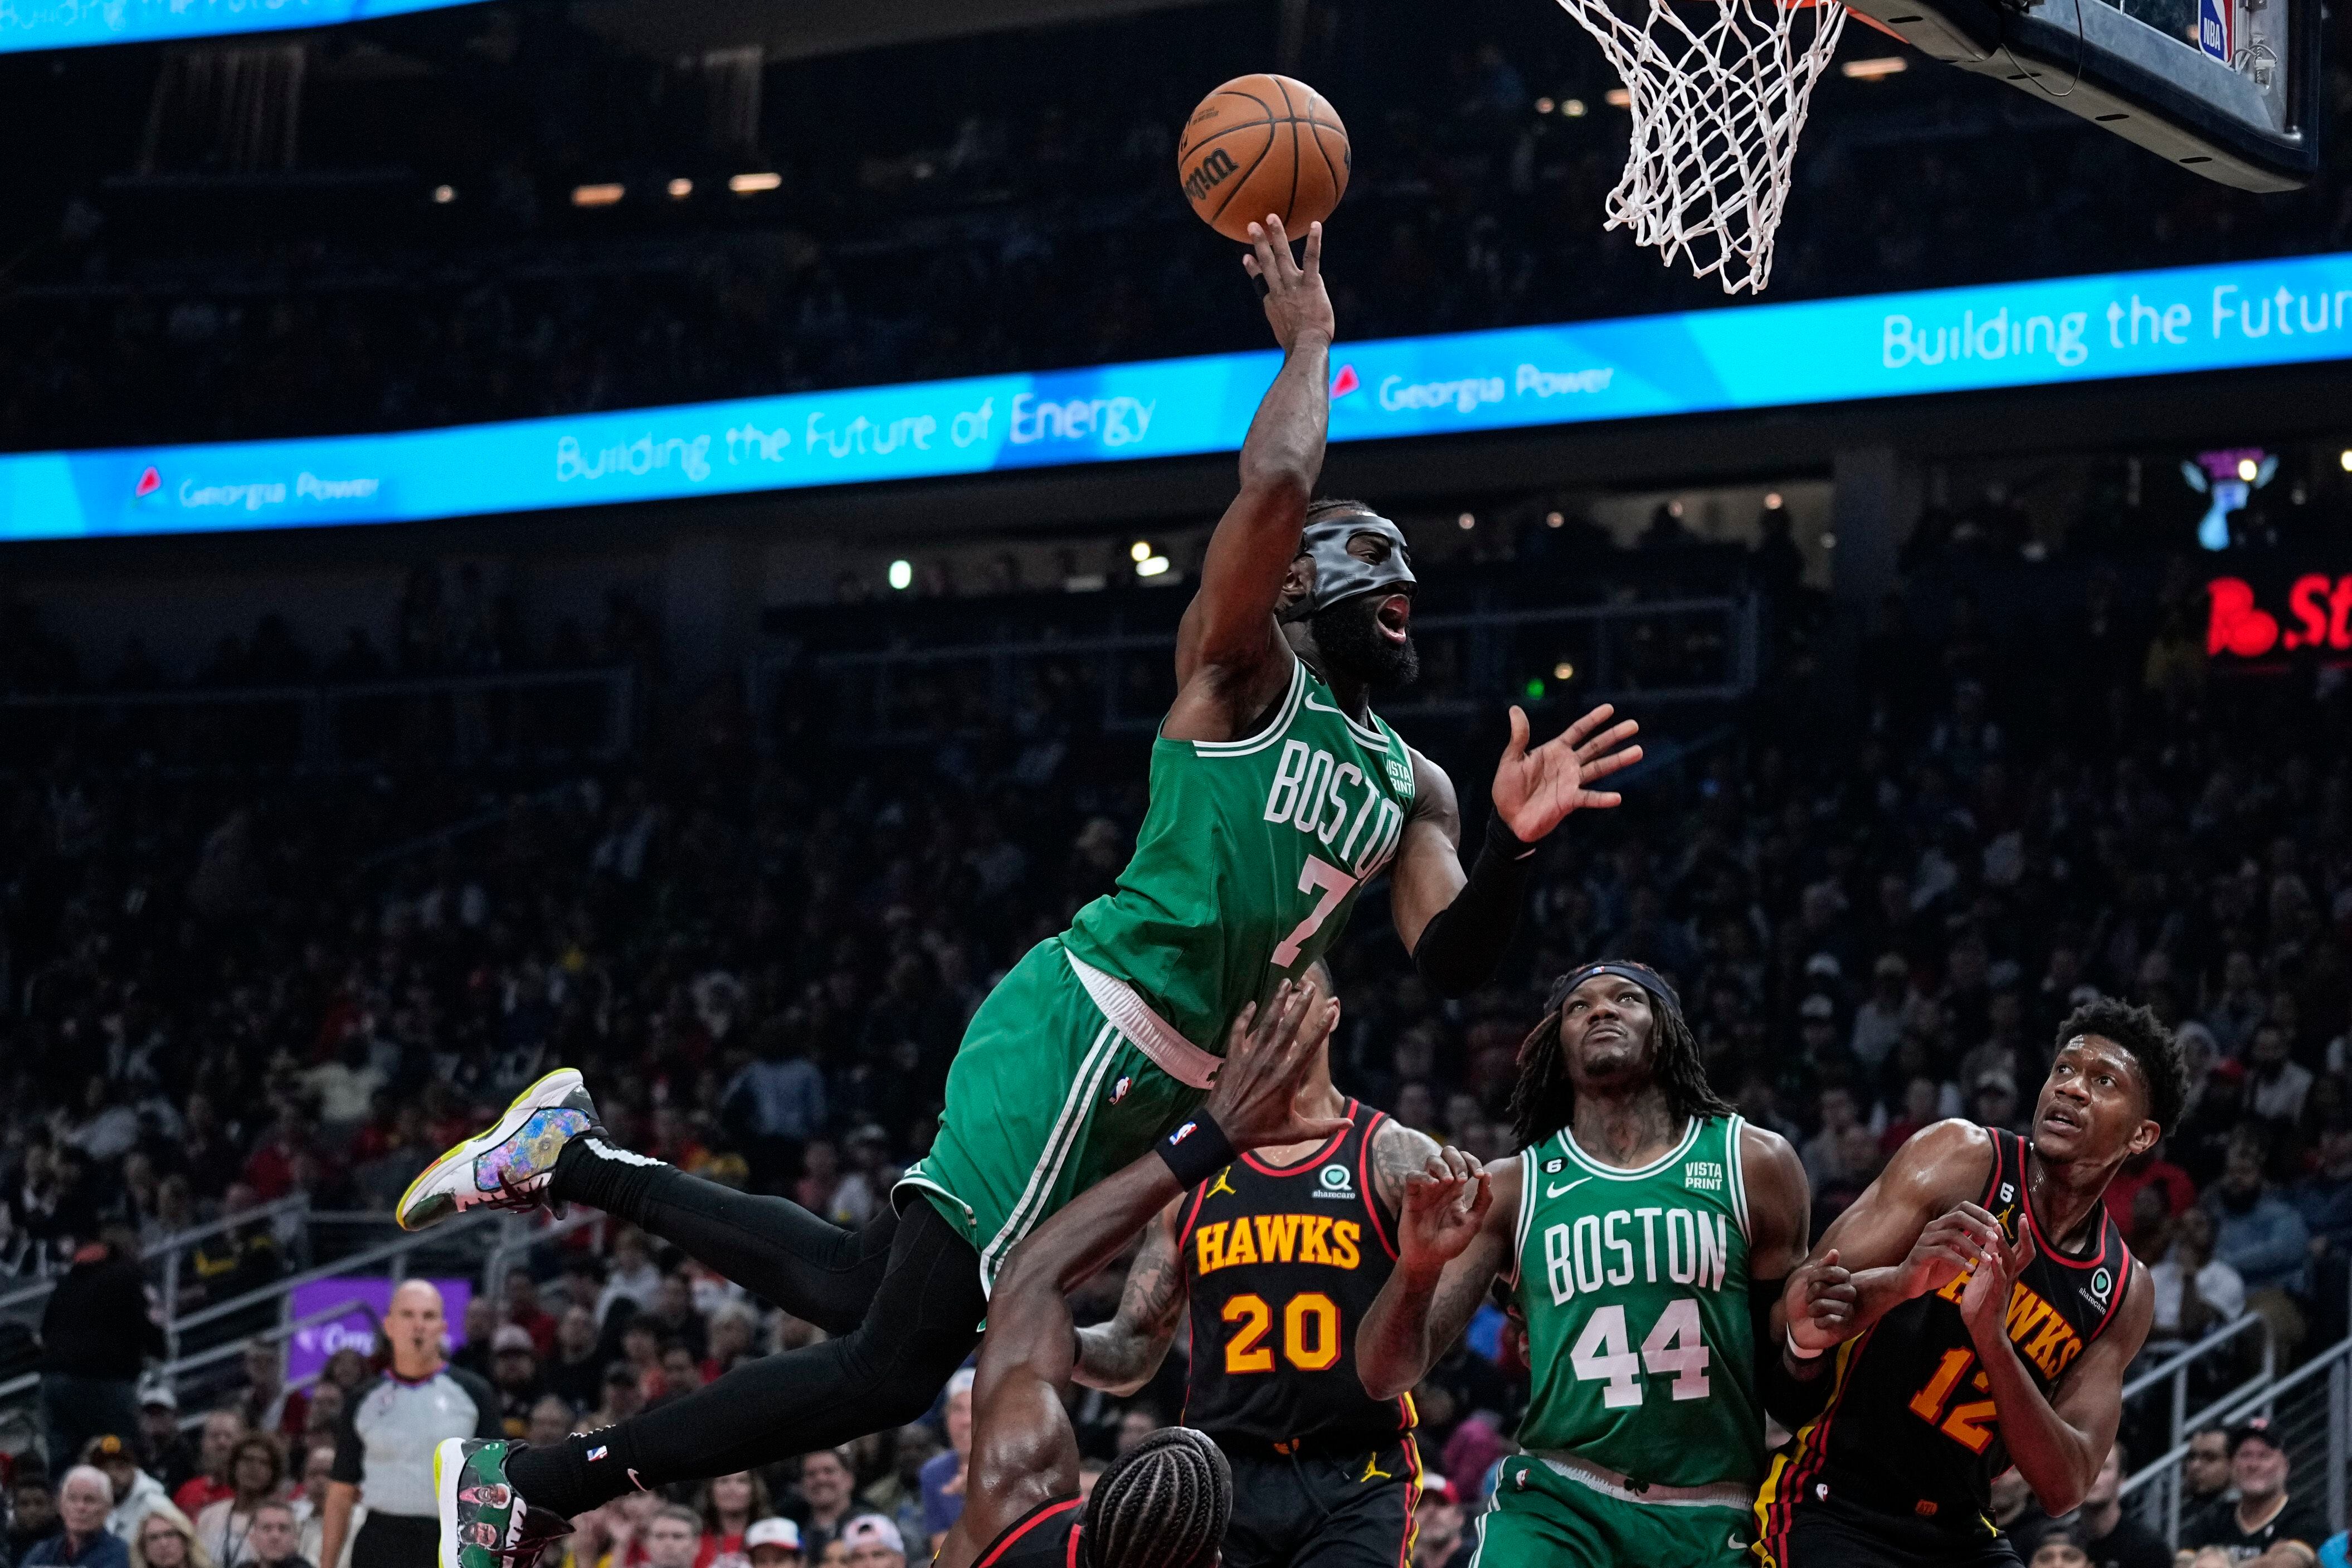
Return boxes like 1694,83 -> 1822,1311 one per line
1358,962 -> 1849,1565
937,978 -> 1348,1568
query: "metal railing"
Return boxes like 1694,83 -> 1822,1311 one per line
2120,1312 -> 2277,1465
0,666 -> 636,772
2124,1323 -> 2351,1546
0,1199 -> 572,1421
753,594 -> 1760,745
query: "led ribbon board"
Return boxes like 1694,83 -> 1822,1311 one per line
5,250 -> 2352,541
0,0 -> 486,54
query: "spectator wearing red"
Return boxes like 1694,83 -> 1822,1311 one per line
2103,1139 -> 2198,1229
172,1412 -> 246,1516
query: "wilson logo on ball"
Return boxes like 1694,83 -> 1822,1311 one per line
1181,147 -> 1239,203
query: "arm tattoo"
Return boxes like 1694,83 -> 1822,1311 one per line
1369,1120 -> 1442,1213
1074,1207 -> 1189,1392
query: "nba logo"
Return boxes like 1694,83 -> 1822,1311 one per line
588,1447 -> 607,1462
1108,1076 -> 1132,1106
2197,0 -> 2229,61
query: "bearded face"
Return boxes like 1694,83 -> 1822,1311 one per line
1311,589 -> 1419,691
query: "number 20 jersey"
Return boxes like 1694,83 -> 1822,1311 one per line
1177,1100 -> 1415,1449
1755,1126 -> 2137,1545
1509,1114 -> 1766,1492
1061,656 -> 1415,1053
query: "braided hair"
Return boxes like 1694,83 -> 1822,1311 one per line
1507,963 -> 1733,1150
1079,1426 -> 1231,1568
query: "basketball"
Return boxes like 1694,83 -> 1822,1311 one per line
1176,74 -> 1350,242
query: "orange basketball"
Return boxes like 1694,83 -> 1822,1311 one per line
1176,74 -> 1350,242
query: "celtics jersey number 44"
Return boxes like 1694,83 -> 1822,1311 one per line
1063,658 -> 1416,1051
1509,1115 -> 1766,1494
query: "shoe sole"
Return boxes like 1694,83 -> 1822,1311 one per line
434,1438 -> 462,1568
397,1067 -> 586,1232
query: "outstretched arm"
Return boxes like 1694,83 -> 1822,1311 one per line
1167,217 -> 1333,741
1358,1151 -> 1512,1400
942,983 -> 1346,1568
1389,704 -> 1642,996
1073,1199 -> 1189,1396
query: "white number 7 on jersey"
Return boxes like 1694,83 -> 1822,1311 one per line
1270,855 -> 1357,967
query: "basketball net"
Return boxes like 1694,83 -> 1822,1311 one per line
1554,0 -> 1847,294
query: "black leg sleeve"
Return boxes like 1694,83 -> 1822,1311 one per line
506,1198 -> 987,1520
547,1135 -> 897,1335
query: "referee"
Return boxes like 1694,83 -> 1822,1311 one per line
322,1282 -> 500,1568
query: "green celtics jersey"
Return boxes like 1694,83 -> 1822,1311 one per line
1062,656 -> 1416,1050
1511,1114 -> 1767,1492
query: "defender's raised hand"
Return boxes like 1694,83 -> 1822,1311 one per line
1491,702 -> 1642,843
1398,1147 -> 1492,1276
1242,216 -> 1333,354
1204,979 -> 1347,1152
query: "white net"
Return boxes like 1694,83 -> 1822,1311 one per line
1554,0 -> 1848,294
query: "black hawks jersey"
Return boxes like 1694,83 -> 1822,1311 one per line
1177,1099 -> 1415,1449
1757,1128 -> 2137,1548
973,1497 -> 1082,1568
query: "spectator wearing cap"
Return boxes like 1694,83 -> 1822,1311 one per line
2203,1141 -> 2312,1361
1410,1473 -> 1469,1568
137,1384 -> 196,1497
2182,1418 -> 2328,1565
40,1230 -> 167,1473
917,1371 -> 972,1552
2065,1441 -> 2168,1568
2024,1522 -> 2090,1568
589,1361 -> 646,1430
488,1325 -> 544,1436
85,1435 -> 171,1543
26,1466 -> 134,1568
837,1517 -> 902,1568
742,1519 -> 801,1568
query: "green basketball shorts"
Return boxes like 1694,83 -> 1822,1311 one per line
896,936 -> 1215,1296
1469,1455 -> 1756,1568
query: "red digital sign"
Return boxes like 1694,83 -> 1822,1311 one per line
2208,573 -> 2352,659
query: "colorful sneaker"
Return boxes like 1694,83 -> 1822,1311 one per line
436,1439 -> 571,1568
397,1068 -> 600,1232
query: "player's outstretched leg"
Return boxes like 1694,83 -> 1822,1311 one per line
432,1197 -> 987,1568
397,1068 -> 893,1333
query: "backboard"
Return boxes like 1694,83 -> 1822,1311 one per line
1844,0 -> 2320,189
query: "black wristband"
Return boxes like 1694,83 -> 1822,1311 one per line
1157,1109 -> 1239,1188
1486,812 -> 1537,861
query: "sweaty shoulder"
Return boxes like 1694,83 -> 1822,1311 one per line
1886,1118 -> 1999,1204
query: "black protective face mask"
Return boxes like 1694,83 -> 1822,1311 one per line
1310,592 -> 1419,692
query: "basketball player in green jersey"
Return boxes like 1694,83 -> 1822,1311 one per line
401,214 -> 1644,1568
1358,962 -> 1847,1566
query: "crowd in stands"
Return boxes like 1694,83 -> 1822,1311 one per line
0,503 -> 2347,1564
2,0 -> 2350,451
